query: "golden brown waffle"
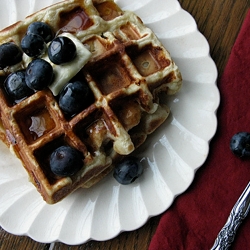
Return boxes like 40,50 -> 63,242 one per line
0,0 -> 182,204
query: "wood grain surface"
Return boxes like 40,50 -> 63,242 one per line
0,0 -> 249,249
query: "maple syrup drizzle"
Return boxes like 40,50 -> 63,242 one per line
59,8 -> 93,33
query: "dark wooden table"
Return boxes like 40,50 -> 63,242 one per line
0,0 -> 249,249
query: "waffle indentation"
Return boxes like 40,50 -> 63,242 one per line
88,53 -> 135,95
94,1 -> 123,21
127,44 -> 171,76
59,7 -> 94,33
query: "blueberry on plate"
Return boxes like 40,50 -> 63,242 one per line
230,132 -> 250,158
113,156 -> 143,185
4,70 -> 33,101
49,145 -> 83,177
21,33 -> 47,57
48,36 -> 76,64
59,80 -> 94,117
27,22 -> 54,43
25,58 -> 53,90
0,42 -> 23,69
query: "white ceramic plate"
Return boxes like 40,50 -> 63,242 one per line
0,0 -> 219,245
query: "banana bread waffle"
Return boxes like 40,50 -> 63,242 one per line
0,0 -> 182,204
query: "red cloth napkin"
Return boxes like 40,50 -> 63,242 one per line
149,10 -> 250,250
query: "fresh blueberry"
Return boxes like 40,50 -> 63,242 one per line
113,156 -> 143,185
21,33 -> 46,57
230,132 -> 250,158
48,36 -> 76,64
4,70 -> 33,101
0,42 -> 23,69
49,145 -> 83,177
59,80 -> 94,117
25,58 -> 53,90
27,22 -> 54,43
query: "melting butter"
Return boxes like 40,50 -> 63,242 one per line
45,32 -> 92,96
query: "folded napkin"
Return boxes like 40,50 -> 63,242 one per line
149,10 -> 250,250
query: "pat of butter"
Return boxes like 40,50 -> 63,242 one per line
44,33 -> 91,96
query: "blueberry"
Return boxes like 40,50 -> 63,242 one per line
49,145 -> 83,177
59,80 -> 93,117
4,70 -> 33,101
0,42 -> 23,69
48,36 -> 76,64
113,156 -> 143,185
25,58 -> 53,90
27,22 -> 54,43
21,33 -> 46,57
230,132 -> 250,158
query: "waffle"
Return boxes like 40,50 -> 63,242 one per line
0,0 -> 182,204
